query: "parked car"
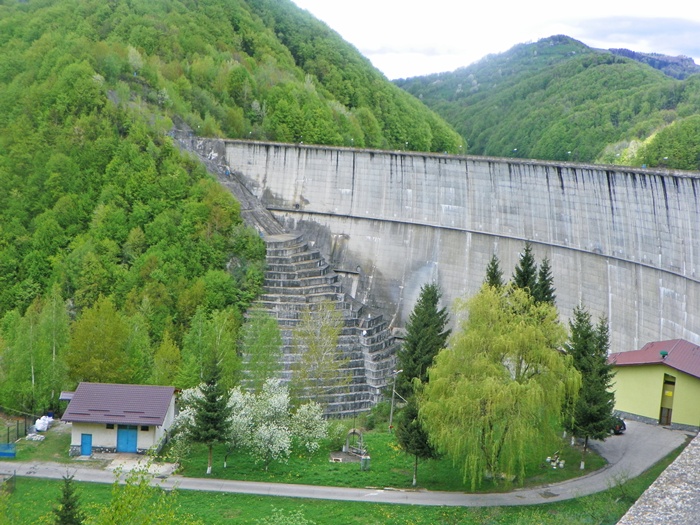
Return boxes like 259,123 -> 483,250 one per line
611,416 -> 626,435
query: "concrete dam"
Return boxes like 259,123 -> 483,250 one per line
179,136 -> 700,410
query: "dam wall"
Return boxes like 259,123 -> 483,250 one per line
220,140 -> 700,353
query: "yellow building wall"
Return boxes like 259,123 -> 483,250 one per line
612,364 -> 700,428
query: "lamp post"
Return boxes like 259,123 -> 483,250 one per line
389,369 -> 403,432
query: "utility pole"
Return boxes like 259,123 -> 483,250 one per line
389,369 -> 403,432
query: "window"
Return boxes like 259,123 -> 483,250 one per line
106,424 -> 114,430
140,425 -> 149,431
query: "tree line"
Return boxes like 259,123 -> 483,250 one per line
0,0 -> 463,154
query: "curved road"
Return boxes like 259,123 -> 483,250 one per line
0,420 -> 691,507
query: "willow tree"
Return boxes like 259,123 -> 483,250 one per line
420,285 -> 580,490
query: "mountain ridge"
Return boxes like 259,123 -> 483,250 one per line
395,35 -> 700,168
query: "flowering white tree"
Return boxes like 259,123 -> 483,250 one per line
247,379 -> 292,468
249,421 -> 292,470
291,402 -> 327,455
223,387 -> 254,468
174,379 -> 327,470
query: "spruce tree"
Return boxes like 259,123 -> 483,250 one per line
52,475 -> 85,525
484,254 -> 505,288
566,306 -> 615,468
534,257 -> 556,305
191,355 -> 232,474
512,242 -> 537,294
395,397 -> 437,486
395,283 -> 450,398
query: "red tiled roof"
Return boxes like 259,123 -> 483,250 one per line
608,339 -> 700,379
62,383 -> 175,426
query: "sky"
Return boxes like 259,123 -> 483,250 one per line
290,1 -> 700,80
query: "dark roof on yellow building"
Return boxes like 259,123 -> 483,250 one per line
609,339 -> 700,380
62,382 -> 175,426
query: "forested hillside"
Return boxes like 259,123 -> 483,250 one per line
0,0 -> 462,415
396,35 -> 700,169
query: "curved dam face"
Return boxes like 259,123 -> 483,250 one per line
221,140 -> 700,352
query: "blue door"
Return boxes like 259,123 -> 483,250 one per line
80,433 -> 92,456
117,425 -> 138,453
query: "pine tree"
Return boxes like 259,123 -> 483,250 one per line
534,257 -> 556,305
191,355 -> 232,474
484,254 -> 504,288
512,242 -> 537,294
52,475 -> 85,525
566,305 -> 615,469
395,283 -> 450,398
395,397 -> 437,487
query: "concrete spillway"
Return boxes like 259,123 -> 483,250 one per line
217,140 -> 700,354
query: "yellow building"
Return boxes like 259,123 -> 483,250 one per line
609,339 -> 700,431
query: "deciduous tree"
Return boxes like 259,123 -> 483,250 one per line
291,300 -> 348,406
65,296 -> 130,384
91,466 -> 201,525
150,330 -> 181,386
420,285 -> 580,489
240,309 -> 283,392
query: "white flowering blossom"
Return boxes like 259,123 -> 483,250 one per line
249,422 -> 292,469
252,379 -> 290,426
174,380 -> 327,469
171,385 -> 204,437
291,402 -> 327,455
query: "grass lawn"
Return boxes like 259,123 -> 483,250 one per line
174,428 -> 607,493
2,420 -> 109,468
2,441 -> 686,525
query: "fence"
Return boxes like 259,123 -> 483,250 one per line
0,471 -> 16,494
1,418 -> 30,445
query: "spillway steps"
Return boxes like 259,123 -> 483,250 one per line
170,131 -> 397,415
261,232 -> 398,416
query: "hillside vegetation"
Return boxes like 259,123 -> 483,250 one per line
396,35 -> 700,169
0,0 -> 462,414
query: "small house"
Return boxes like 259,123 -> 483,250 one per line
62,382 -> 176,456
609,339 -> 700,431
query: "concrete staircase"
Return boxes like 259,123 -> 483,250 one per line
262,233 -> 396,416
170,131 -> 397,415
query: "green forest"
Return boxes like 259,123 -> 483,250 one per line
0,0 -> 463,415
396,35 -> 700,170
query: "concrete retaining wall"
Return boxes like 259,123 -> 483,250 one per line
222,140 -> 700,352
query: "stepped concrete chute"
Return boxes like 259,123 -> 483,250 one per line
214,139 -> 700,353
170,133 -> 398,414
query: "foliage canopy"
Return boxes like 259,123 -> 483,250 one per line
420,285 -> 580,489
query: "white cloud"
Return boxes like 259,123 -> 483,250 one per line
291,1 -> 700,79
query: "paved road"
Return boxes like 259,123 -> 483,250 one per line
0,420 -> 691,507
